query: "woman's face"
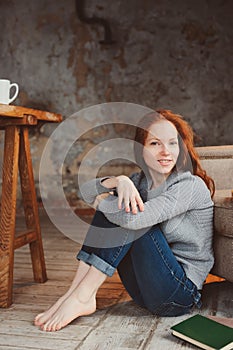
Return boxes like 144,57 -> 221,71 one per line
142,120 -> 180,178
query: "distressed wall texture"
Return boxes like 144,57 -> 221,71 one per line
0,0 -> 232,205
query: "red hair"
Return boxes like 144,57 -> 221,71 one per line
134,109 -> 215,197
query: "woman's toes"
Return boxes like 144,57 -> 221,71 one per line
41,321 -> 50,332
55,324 -> 61,332
34,313 -> 43,321
34,314 -> 44,326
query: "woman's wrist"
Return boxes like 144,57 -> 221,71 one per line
101,175 -> 130,189
101,177 -> 119,189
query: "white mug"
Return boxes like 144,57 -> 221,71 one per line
0,79 -> 19,104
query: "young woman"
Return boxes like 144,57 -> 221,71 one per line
34,109 -> 215,332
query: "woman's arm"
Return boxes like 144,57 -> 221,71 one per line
102,176 -> 144,214
79,177 -> 114,204
79,174 -> 144,213
98,174 -> 213,230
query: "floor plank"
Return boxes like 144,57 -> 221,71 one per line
0,210 -> 232,350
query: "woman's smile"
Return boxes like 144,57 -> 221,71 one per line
157,159 -> 173,166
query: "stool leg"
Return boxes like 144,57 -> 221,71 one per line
0,126 -> 20,307
19,128 -> 47,283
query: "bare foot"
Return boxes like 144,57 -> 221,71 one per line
34,294 -> 68,326
41,292 -> 96,332
35,261 -> 91,326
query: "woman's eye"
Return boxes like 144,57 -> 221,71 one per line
170,141 -> 178,145
150,141 -> 159,145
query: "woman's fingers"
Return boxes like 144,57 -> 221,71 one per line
124,195 -> 130,212
130,197 -> 138,214
116,176 -> 144,213
136,194 -> 144,212
121,192 -> 143,214
129,192 -> 144,214
118,189 -> 130,212
118,193 -> 123,209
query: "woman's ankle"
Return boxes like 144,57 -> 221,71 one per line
73,266 -> 107,303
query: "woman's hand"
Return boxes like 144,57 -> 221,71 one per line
116,176 -> 144,214
93,193 -> 110,209
102,176 -> 144,214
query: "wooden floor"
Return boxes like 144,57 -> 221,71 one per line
0,210 -> 233,350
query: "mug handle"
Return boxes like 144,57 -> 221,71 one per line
9,83 -> 19,104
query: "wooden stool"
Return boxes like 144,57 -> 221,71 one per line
0,105 -> 62,307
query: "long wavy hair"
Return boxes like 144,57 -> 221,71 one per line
134,109 -> 215,197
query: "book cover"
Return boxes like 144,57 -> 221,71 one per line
171,314 -> 233,350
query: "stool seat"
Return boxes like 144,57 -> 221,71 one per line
0,104 -> 62,307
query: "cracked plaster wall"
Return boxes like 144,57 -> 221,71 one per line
0,0 -> 232,205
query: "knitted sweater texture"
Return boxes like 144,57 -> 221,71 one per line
80,171 -> 214,289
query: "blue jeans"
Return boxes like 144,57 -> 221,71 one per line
77,211 -> 201,316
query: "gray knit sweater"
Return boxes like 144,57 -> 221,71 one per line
80,171 -> 214,289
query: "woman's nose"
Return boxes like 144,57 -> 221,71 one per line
160,144 -> 170,154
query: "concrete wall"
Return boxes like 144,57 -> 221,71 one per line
0,0 -> 232,205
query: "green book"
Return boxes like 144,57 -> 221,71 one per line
171,314 -> 233,350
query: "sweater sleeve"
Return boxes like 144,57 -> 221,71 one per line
79,177 -> 115,204
79,172 -> 141,204
98,174 -> 213,230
